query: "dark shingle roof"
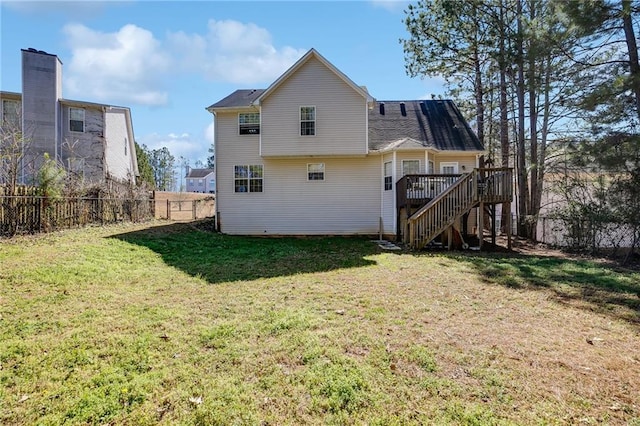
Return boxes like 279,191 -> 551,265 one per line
207,89 -> 265,109
368,100 -> 484,152
187,168 -> 214,178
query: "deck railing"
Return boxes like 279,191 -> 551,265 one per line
405,168 -> 513,249
396,174 -> 461,208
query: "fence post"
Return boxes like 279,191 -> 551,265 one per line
193,200 -> 197,220
167,199 -> 171,220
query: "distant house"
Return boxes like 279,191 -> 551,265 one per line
186,168 -> 215,193
206,48 -> 511,248
0,48 -> 138,185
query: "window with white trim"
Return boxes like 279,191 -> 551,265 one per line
234,165 -> 263,192
239,113 -> 260,135
428,160 -> 435,174
69,107 -> 85,132
384,161 -> 392,191
300,106 -> 315,136
402,160 -> 420,176
307,163 -> 324,181
440,162 -> 459,174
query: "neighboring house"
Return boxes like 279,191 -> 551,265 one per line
206,48 -> 511,248
186,168 -> 216,193
0,48 -> 138,185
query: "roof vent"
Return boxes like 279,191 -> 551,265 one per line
379,102 -> 385,115
420,102 -> 428,115
400,102 -> 406,117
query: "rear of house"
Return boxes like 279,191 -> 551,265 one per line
207,49 -> 507,243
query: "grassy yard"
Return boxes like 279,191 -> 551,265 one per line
1,220 -> 639,425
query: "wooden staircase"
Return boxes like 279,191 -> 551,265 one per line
406,168 -> 512,249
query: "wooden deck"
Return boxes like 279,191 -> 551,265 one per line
397,168 -> 513,249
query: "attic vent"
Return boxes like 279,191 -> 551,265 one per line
379,102 -> 385,115
420,102 -> 428,115
400,102 -> 406,116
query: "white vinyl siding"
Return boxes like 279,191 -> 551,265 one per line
260,56 -> 367,157
218,155 -> 381,235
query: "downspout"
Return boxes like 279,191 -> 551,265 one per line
380,153 -> 384,239
102,106 -> 108,181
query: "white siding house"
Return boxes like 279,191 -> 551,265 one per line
0,48 -> 138,185
207,49 -> 486,238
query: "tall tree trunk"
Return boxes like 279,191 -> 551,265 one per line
499,2 -> 511,234
516,0 -> 529,237
622,0 -> 640,122
528,0 -> 538,240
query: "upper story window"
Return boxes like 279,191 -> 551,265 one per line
300,106 -> 315,136
239,113 -> 260,135
307,163 -> 324,181
69,107 -> 85,132
1,100 -> 20,127
384,161 -> 392,191
402,160 -> 420,176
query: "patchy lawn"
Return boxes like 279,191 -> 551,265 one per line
1,220 -> 639,425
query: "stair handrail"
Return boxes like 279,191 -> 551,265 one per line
407,170 -> 478,248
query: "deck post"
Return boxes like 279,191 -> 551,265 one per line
506,202 -> 512,250
491,204 -> 496,248
478,201 -> 484,249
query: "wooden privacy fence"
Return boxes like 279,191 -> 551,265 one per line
0,196 -> 154,236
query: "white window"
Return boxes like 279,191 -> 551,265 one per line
234,165 -> 263,193
1,100 -> 20,127
198,179 -> 203,186
307,163 -> 324,181
428,160 -> 435,174
402,160 -> 420,176
440,162 -> 459,174
384,161 -> 392,191
69,107 -> 85,132
188,179 -> 194,184
239,113 -> 260,135
300,106 -> 315,136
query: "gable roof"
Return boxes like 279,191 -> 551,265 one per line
368,100 -> 484,152
187,168 -> 214,178
254,48 -> 372,105
207,89 -> 265,110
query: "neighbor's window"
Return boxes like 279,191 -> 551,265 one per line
384,161 -> 392,191
234,165 -> 263,193
402,160 -> 420,176
124,138 -> 128,156
1,100 -> 20,127
69,107 -> 85,132
440,162 -> 459,174
300,106 -> 315,136
239,113 -> 260,135
428,160 -> 435,174
307,163 -> 324,181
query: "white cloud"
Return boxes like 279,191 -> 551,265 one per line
61,19 -> 305,107
138,132 -> 209,165
63,23 -> 170,106
168,19 -> 306,84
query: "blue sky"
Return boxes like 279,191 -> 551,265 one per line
1,0 -> 446,166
